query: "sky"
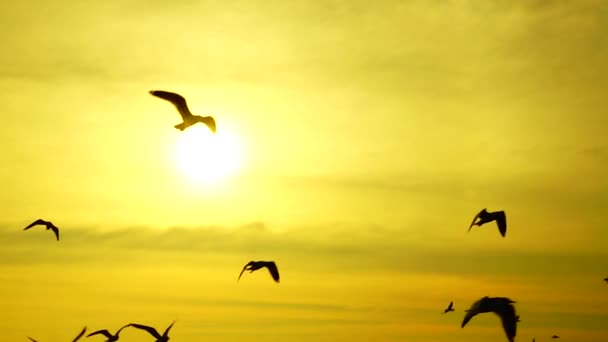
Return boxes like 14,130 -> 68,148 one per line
1,0 -> 607,341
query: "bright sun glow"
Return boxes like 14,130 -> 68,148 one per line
174,126 -> 243,185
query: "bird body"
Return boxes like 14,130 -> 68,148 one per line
149,90 -> 216,132
443,301 -> 455,314
124,322 -> 174,342
238,261 -> 280,283
468,208 -> 507,237
23,219 -> 59,241
462,296 -> 517,342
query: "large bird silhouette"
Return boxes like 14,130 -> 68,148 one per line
468,208 -> 507,237
442,301 -> 455,314
124,321 -> 174,342
149,90 -> 216,132
86,325 -> 127,341
23,219 -> 59,241
462,296 -> 518,342
238,261 -> 280,283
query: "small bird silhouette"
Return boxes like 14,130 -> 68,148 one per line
604,277 -> 607,283
552,336 -> 560,339
462,296 -> 518,342
149,90 -> 216,132
124,322 -> 174,342
238,261 -> 280,283
28,338 -> 37,342
468,208 -> 507,237
443,301 -> 455,314
23,219 -> 59,241
86,326 -> 127,341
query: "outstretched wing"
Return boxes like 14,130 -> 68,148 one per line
149,90 -> 192,120
126,323 -> 162,339
50,225 -> 60,241
265,262 -> 280,283
162,321 -> 175,337
24,219 -> 46,230
461,298 -> 484,328
494,211 -> 507,237
86,330 -> 112,338
468,210 -> 483,231
28,337 -> 38,342
72,326 -> 87,342
238,261 -> 253,281
494,302 -> 517,342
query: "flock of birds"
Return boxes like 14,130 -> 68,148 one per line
20,91 -> 607,341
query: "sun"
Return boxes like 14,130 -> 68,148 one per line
173,125 -> 242,186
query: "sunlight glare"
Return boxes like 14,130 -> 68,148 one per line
174,126 -> 242,186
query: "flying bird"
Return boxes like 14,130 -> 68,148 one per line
86,326 -> 127,341
28,338 -> 38,342
462,296 -> 518,342
468,208 -> 507,237
238,261 -> 280,283
552,336 -> 560,339
443,301 -> 455,314
149,90 -> 216,132
124,322 -> 174,342
23,219 -> 59,241
73,327 -> 87,342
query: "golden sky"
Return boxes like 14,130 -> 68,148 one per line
1,1 -> 607,341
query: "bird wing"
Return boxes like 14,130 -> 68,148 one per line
495,211 -> 507,237
266,262 -> 280,282
461,298 -> 484,327
162,321 -> 175,337
24,219 -> 46,230
86,330 -> 112,338
50,225 -> 60,241
72,326 -> 87,342
28,337 -> 38,342
494,302 -> 517,342
238,261 -> 253,281
149,90 -> 192,120
126,323 -> 162,339
448,301 -> 453,310
468,210 -> 483,231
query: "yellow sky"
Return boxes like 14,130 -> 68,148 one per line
1,1 -> 607,341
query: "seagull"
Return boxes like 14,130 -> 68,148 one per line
73,327 -> 88,342
124,322 -> 174,342
443,301 -> 455,314
149,90 -> 216,132
468,208 -> 507,237
238,261 -> 280,283
86,326 -> 128,341
462,296 -> 518,342
23,219 -> 59,241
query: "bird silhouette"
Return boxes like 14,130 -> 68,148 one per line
124,322 -> 174,342
552,336 -> 560,339
73,327 -> 87,342
238,261 -> 280,283
23,219 -> 59,241
468,208 -> 507,237
462,296 -> 518,342
86,326 -> 127,341
604,277 -> 607,283
149,90 -> 216,132
28,337 -> 38,342
442,301 -> 455,314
